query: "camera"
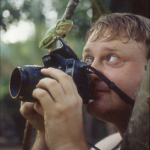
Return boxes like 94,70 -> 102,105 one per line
9,38 -> 90,104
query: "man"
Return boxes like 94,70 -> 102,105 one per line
20,13 -> 150,150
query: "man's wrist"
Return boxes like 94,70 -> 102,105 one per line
49,137 -> 89,150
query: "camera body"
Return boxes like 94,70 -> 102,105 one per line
10,38 -> 90,104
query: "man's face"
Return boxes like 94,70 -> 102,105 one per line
82,33 -> 147,124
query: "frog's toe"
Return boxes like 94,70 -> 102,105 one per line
39,42 -> 44,49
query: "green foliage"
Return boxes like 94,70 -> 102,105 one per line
92,0 -> 111,23
1,0 -> 45,30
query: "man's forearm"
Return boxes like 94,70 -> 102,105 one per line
32,130 -> 88,150
32,131 -> 49,150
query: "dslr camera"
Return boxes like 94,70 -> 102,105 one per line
9,38 -> 90,104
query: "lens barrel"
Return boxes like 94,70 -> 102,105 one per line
10,65 -> 45,101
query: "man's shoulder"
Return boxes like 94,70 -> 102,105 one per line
91,132 -> 122,150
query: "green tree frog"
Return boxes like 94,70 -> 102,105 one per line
39,19 -> 73,49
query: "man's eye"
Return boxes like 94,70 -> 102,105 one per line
108,55 -> 118,62
85,57 -> 93,65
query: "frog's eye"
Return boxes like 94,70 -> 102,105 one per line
62,34 -> 66,38
62,19 -> 65,22
85,57 -> 93,65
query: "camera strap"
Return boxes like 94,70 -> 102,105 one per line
83,66 -> 135,107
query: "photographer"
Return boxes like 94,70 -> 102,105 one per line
20,13 -> 150,150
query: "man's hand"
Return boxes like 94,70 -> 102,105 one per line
32,68 -> 88,150
20,101 -> 45,132
20,101 -> 49,150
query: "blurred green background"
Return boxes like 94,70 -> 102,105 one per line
0,0 -> 149,149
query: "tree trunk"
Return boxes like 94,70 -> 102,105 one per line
121,59 -> 150,150
22,120 -> 34,150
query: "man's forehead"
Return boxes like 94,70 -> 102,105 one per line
83,30 -> 128,52
83,41 -> 122,54
88,28 -> 130,43
83,33 -> 147,55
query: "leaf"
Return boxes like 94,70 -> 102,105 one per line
92,0 -> 111,23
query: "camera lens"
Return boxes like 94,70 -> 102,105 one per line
10,67 -> 28,98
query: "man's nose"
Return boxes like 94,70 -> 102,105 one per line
89,60 -> 103,82
90,59 -> 104,82
89,73 -> 101,83
91,58 -> 105,73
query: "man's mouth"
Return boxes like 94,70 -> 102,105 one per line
89,87 -> 110,99
89,80 -> 110,100
90,87 -> 109,93
90,90 -> 108,97
90,90 -> 108,92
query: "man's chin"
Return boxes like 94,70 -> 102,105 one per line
85,99 -> 114,123
85,99 -> 100,114
85,93 -> 112,115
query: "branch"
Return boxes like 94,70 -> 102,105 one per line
22,120 -> 34,150
121,59 -> 150,150
62,0 -> 80,20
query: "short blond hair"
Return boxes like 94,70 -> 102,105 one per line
86,13 -> 150,58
